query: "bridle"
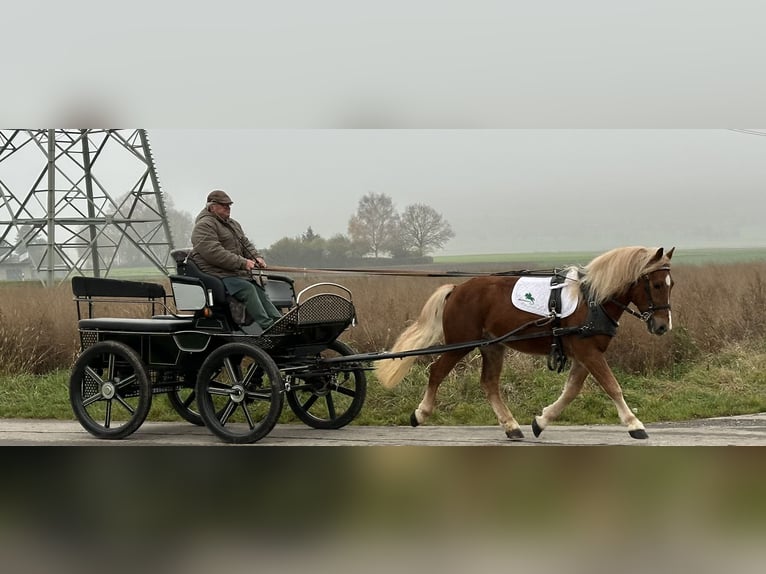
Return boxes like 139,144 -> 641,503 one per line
609,265 -> 673,324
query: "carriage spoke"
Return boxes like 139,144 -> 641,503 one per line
300,394 -> 319,411
106,354 -> 116,381
113,394 -> 136,415
114,374 -> 137,389
324,394 -> 337,419
83,366 -> 104,386
218,400 -> 237,425
181,391 -> 196,408
333,385 -> 356,398
242,404 -> 256,430
223,358 -> 240,385
82,392 -> 103,408
104,400 -> 112,429
241,365 -> 259,388
207,383 -> 234,397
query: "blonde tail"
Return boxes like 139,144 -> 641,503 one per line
375,284 -> 455,389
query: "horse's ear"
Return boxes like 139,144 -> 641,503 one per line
665,247 -> 675,260
649,247 -> 664,264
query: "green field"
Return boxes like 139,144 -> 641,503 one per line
434,247 -> 766,268
33,247 -> 766,284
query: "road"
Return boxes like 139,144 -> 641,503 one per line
1,413 -> 765,445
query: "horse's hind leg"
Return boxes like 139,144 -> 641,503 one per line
411,349 -> 469,427
480,344 -> 524,439
532,360 -> 588,438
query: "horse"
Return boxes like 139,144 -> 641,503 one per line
375,246 -> 675,440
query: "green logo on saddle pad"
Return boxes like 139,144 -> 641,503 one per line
524,292 -> 535,304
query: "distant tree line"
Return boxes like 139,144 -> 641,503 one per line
265,192 -> 454,267
11,191 -> 453,270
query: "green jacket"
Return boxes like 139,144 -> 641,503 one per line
190,208 -> 262,278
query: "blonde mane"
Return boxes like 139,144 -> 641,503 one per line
582,246 -> 670,304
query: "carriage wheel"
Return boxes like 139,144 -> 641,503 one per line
195,342 -> 284,444
286,340 -> 367,430
166,383 -> 204,426
69,340 -> 152,440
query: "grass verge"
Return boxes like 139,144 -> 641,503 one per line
2,342 -> 764,427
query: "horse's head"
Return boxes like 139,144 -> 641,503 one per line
627,247 -> 675,335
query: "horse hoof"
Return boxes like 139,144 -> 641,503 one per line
629,429 -> 649,440
410,412 -> 420,427
531,418 -> 543,438
506,428 -> 524,440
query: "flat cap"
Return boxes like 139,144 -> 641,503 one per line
207,190 -> 233,205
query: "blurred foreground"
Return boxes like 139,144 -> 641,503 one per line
1,446 -> 765,574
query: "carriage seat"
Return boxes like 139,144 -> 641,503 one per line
170,249 -> 296,311
172,249 -> 227,305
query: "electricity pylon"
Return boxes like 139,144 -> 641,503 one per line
0,129 -> 175,285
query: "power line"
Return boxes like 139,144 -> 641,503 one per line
729,129 -> 766,136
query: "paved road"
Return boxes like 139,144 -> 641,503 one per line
1,413 -> 765,445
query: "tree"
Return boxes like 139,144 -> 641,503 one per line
399,203 -> 455,256
347,192 -> 399,258
301,226 -> 320,242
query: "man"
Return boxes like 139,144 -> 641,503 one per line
190,189 -> 282,331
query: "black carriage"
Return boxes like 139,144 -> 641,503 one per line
69,250 -> 367,444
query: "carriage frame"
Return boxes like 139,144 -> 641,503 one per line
69,251 -> 368,444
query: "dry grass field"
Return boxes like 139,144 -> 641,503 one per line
1,260 -> 765,423
1,261 -> 766,376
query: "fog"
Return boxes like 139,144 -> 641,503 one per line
4,0 -> 766,255
147,129 -> 766,255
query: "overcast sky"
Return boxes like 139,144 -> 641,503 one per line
4,1 -> 766,256
147,129 -> 766,255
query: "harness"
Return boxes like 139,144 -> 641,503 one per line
546,265 -> 672,372
607,264 -> 673,322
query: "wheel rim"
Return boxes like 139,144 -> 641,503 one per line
70,341 -> 151,439
286,341 -> 366,429
197,343 -> 283,443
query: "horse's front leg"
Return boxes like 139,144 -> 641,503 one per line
582,354 -> 648,439
532,360 -> 588,437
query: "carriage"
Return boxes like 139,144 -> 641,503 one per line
70,245 -> 676,444
69,250 -> 367,444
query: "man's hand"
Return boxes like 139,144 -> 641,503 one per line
245,257 -> 267,271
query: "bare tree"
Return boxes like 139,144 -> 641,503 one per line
399,203 -> 455,256
347,192 -> 399,258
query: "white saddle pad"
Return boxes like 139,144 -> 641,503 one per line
511,274 -> 579,318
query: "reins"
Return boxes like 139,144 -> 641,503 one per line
266,264 -> 564,279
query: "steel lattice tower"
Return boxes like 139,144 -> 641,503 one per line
0,129 -> 175,285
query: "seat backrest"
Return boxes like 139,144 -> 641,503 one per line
183,258 -> 228,305
174,249 -> 296,313
171,249 -> 191,274
72,276 -> 166,299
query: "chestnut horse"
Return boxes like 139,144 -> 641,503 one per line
375,246 -> 675,440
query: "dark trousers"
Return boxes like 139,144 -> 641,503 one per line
222,277 -> 282,329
